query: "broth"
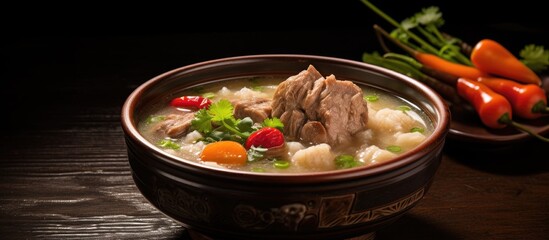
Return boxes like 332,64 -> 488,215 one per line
138,68 -> 433,173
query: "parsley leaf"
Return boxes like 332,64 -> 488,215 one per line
262,117 -> 284,131
191,99 -> 252,144
415,6 -> 444,27
247,146 -> 267,162
208,100 -> 234,122
190,98 -> 285,145
192,109 -> 213,133
520,44 -> 549,72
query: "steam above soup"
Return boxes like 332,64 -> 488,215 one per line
138,65 -> 433,173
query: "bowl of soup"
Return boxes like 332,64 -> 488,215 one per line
121,54 -> 450,240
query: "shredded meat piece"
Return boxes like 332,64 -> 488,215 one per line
154,113 -> 195,138
232,98 -> 272,123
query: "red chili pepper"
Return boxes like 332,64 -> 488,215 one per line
170,96 -> 212,110
245,127 -> 285,149
477,77 -> 548,119
457,78 -> 512,129
471,39 -> 542,86
457,78 -> 549,142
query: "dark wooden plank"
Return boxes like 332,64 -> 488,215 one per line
0,113 -> 188,239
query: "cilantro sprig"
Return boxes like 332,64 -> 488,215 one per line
191,99 -> 283,144
520,44 -> 549,72
262,117 -> 283,131
361,0 -> 472,66
192,99 -> 249,143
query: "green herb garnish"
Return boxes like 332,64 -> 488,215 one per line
158,139 -> 180,150
410,127 -> 425,133
202,92 -> 216,99
190,97 -> 285,146
262,117 -> 284,132
273,160 -> 290,169
247,146 -> 267,162
335,154 -> 362,169
251,86 -> 264,91
145,115 -> 165,124
200,100 -> 247,137
520,44 -> 549,72
397,105 -> 412,112
386,145 -> 402,153
364,94 -> 379,102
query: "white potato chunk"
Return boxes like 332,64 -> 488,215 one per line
394,132 -> 426,151
291,143 -> 336,171
356,145 -> 397,165
234,87 -> 269,100
216,87 -> 232,99
182,130 -> 203,144
353,129 -> 375,146
286,141 -> 305,158
367,108 -> 417,133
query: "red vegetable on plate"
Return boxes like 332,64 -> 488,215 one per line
476,77 -> 548,119
457,78 -> 512,129
471,39 -> 543,86
456,77 -> 549,142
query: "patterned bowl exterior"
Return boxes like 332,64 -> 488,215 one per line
121,54 -> 450,240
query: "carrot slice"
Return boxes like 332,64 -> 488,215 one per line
200,141 -> 247,165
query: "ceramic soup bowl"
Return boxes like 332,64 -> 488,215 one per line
121,54 -> 451,240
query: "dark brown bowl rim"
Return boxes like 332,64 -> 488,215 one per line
121,54 -> 450,183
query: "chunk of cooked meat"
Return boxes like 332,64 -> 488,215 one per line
302,77 -> 326,120
300,121 -> 328,145
318,74 -> 369,146
272,65 -> 324,118
154,112 -> 195,138
232,98 -> 272,123
271,65 -> 368,146
279,110 -> 306,140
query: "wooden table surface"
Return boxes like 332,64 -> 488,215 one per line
2,2 -> 548,239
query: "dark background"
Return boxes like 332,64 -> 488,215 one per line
3,0 -> 548,130
2,1 -> 548,239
